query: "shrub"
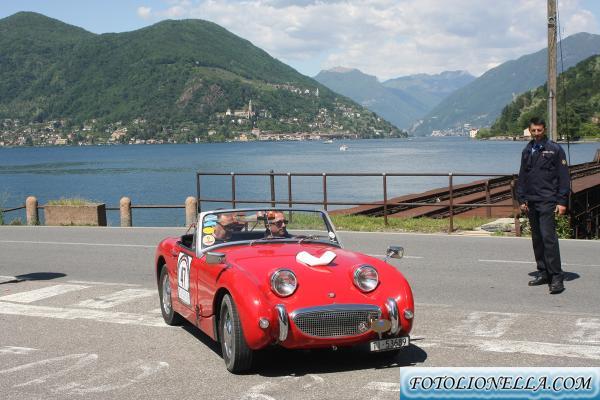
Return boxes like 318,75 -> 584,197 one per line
519,214 -> 572,239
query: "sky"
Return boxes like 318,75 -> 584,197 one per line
1,0 -> 599,80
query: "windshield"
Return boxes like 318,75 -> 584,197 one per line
198,209 -> 340,250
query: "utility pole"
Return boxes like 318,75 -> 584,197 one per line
547,0 -> 557,141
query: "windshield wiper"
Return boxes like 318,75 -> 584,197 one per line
295,234 -> 329,244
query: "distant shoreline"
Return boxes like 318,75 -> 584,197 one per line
1,135 -> 598,149
478,136 -> 600,143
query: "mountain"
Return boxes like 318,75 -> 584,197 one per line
382,71 -> 475,115
314,68 -> 425,128
313,68 -> 474,129
0,12 -> 403,142
489,55 -> 600,138
414,32 -> 600,135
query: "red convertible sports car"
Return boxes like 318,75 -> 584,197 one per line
155,208 -> 414,373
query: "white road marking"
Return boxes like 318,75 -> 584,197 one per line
0,346 -> 38,355
0,240 -> 154,248
479,259 -> 600,267
419,338 -> 600,361
0,284 -> 89,303
451,312 -> 518,338
0,301 -> 168,327
412,342 -> 440,348
14,354 -> 98,387
365,382 -> 400,392
75,289 -> 155,309
0,275 -> 19,284
67,280 -> 141,287
473,338 -> 600,360
241,382 -> 279,400
53,360 -> 169,394
0,353 -> 91,374
569,318 -> 600,344
298,374 -> 325,389
364,382 -> 400,400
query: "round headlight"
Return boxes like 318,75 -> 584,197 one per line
271,269 -> 297,297
353,265 -> 379,292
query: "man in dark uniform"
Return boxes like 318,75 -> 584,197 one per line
516,117 -> 570,294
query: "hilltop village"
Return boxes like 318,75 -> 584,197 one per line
1,96 -> 400,147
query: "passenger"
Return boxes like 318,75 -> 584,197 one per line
213,213 -> 237,242
265,211 -> 292,238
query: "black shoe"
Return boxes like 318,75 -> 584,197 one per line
528,274 -> 549,286
549,277 -> 565,294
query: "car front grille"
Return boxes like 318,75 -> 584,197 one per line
292,305 -> 381,338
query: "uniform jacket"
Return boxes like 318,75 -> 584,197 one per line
516,137 -> 570,206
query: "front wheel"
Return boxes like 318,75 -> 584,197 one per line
159,266 -> 183,326
219,294 -> 253,373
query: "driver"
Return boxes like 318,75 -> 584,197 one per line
265,211 -> 292,238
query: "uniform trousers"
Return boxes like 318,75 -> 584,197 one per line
527,201 -> 564,280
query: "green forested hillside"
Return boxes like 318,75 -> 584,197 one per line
490,55 -> 600,138
0,12 -> 402,143
414,32 -> 600,135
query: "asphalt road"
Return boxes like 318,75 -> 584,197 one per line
1,226 -> 599,400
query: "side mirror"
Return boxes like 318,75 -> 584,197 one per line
206,252 -> 226,264
384,246 -> 404,263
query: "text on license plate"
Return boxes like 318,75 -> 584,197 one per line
369,336 -> 410,352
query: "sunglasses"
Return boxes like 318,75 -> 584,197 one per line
530,128 -> 544,132
217,222 -> 237,231
269,219 -> 288,227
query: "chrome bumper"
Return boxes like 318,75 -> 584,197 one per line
385,298 -> 400,335
275,304 -> 289,342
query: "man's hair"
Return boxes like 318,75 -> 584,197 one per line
528,117 -> 546,128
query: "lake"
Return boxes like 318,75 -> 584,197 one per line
1,137 -> 598,226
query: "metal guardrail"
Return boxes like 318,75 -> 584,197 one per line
1,205 -> 26,213
3,166 -> 597,237
195,171 -> 522,235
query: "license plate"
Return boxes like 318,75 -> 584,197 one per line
369,336 -> 410,352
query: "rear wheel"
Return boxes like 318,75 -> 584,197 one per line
219,294 -> 253,373
159,266 -> 183,325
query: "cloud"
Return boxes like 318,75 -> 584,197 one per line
136,6 -> 153,19
136,0 -> 600,78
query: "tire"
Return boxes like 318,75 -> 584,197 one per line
159,266 -> 183,326
219,294 -> 253,373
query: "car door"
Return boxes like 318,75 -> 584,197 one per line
196,252 -> 226,318
172,243 -> 196,323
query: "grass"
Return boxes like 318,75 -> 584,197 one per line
46,197 -> 98,206
283,212 -> 495,233
330,215 -> 495,233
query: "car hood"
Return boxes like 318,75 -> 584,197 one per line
220,242 -> 405,305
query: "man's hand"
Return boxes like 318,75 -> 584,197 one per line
555,205 -> 567,215
520,203 -> 529,213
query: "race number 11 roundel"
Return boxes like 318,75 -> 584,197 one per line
177,253 -> 192,306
